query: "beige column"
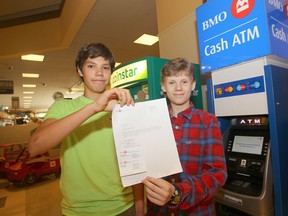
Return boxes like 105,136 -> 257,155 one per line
155,0 -> 203,63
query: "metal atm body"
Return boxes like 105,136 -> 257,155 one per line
206,57 -> 288,216
214,117 -> 273,216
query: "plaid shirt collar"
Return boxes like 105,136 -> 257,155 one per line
168,101 -> 195,120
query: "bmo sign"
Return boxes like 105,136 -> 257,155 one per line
201,11 -> 227,31
196,0 -> 288,73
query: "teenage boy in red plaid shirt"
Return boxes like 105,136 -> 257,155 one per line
143,57 -> 227,216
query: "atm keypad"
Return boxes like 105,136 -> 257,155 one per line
232,180 -> 244,186
241,182 -> 250,188
231,180 -> 250,188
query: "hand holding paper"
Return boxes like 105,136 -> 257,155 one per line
112,98 -> 182,187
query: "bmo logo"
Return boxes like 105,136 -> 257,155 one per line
231,0 -> 255,18
202,12 -> 227,31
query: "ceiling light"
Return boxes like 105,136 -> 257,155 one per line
115,62 -> 121,67
23,100 -> 32,103
23,96 -> 33,99
23,84 -> 36,88
21,54 -> 45,62
134,34 -> 159,46
23,91 -> 34,94
22,73 -> 40,78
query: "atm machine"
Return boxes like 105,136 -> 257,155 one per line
196,0 -> 288,215
214,116 -> 273,216
204,57 -> 288,216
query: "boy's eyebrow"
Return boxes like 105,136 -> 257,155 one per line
84,60 -> 95,64
84,61 -> 110,66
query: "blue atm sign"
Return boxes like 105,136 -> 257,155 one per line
196,0 -> 288,73
266,0 -> 288,57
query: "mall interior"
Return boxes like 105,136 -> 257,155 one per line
1,0 -> 288,215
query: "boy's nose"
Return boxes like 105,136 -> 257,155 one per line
95,68 -> 103,75
175,83 -> 182,90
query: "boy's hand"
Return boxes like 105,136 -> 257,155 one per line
143,176 -> 175,206
94,88 -> 134,112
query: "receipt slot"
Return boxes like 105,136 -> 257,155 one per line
214,116 -> 273,216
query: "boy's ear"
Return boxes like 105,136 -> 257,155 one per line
191,80 -> 196,91
161,84 -> 166,93
77,67 -> 83,77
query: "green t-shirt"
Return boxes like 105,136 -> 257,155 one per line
45,96 -> 134,216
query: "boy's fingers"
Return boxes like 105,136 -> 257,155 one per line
116,89 -> 134,106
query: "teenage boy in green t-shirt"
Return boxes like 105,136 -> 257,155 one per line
28,43 -> 144,216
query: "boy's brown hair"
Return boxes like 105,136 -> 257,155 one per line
161,57 -> 195,83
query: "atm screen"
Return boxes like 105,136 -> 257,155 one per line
232,135 -> 264,155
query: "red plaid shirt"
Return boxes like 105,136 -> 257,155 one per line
146,103 -> 227,216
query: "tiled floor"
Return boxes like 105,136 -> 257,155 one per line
0,175 -> 62,216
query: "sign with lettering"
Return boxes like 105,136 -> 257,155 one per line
237,116 -> 269,126
266,0 -> 288,58
110,60 -> 148,88
196,0 -> 288,73
0,80 -> 14,94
